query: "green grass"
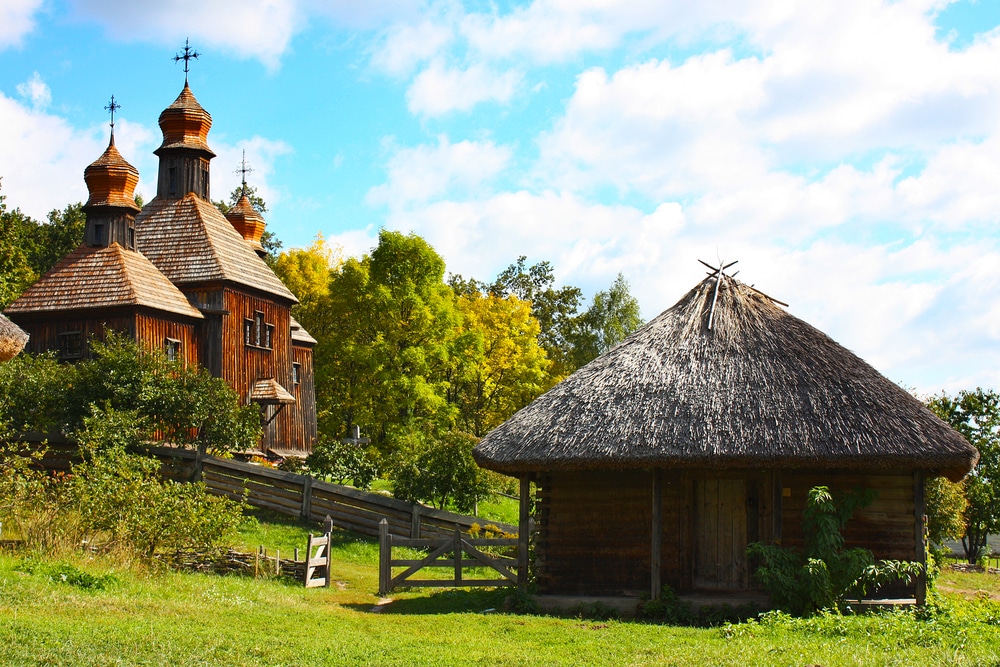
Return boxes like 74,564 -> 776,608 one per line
1,515 -> 999,666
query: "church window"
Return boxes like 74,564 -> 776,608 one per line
168,167 -> 177,195
292,362 -> 301,386
254,312 -> 264,346
92,223 -> 106,246
264,324 -> 274,349
127,226 -> 135,250
165,338 -> 181,362
58,332 -> 83,360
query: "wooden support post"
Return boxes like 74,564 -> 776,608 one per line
914,470 -> 927,606
378,519 -> 391,596
411,504 -> 421,539
773,472 -> 783,545
518,476 -> 530,593
276,549 -> 280,576
651,470 -> 663,600
454,524 -> 463,585
301,476 -> 314,520
324,531 -> 332,588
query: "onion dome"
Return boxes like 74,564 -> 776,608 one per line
0,313 -> 28,362
155,83 -> 215,157
83,134 -> 141,213
225,194 -> 266,255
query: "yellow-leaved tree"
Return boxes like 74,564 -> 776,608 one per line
449,292 -> 549,437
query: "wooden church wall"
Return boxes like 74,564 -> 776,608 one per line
273,344 -> 317,455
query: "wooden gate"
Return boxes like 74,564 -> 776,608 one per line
304,532 -> 332,589
377,519 -> 519,596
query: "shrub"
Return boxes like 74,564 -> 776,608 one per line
747,486 -> 923,615
389,427 -> 491,513
306,437 -> 379,489
71,407 -> 246,557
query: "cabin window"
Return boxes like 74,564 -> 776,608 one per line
164,338 -> 181,362
292,362 -> 301,386
58,331 -> 83,360
254,312 -> 264,346
264,324 -> 274,349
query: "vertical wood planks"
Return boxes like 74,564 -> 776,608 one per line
651,470 -> 662,600
518,476 -> 530,593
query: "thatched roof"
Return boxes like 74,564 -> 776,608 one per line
0,313 -> 28,362
474,274 -> 978,482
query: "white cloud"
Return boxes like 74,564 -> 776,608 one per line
406,60 -> 521,115
371,19 -> 455,76
0,0 -> 43,49
367,136 -> 511,205
68,0 -> 303,70
16,72 -> 51,110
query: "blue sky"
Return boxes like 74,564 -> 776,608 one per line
2,0 -> 999,394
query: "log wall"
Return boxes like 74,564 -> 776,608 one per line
537,468 -> 918,598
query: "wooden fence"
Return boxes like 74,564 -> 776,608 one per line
378,519 -> 519,596
149,448 -> 517,541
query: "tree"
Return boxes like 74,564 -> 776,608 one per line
0,181 -> 39,308
449,291 -> 549,436
485,256 -> 583,379
925,476 -> 968,548
569,272 -> 643,368
390,427 -> 491,512
927,389 -> 1000,563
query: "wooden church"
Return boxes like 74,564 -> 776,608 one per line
4,74 -> 317,458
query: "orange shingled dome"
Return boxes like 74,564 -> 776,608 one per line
156,83 -> 215,156
83,134 -> 141,213
225,194 -> 266,253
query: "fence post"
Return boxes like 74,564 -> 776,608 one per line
301,475 -> 314,520
453,524 -> 462,585
378,518 -> 390,596
411,504 -> 421,539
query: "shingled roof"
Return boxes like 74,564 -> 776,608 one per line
474,273 -> 978,482
4,243 -> 203,320
290,316 -> 317,345
135,194 -> 297,303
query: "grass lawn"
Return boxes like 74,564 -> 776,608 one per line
1,512 -> 998,666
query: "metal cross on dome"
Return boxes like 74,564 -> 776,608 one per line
173,38 -> 200,83
235,150 -> 254,197
698,258 -> 738,331
104,95 -> 121,134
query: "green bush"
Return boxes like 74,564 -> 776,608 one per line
389,427 -> 491,513
305,437 -> 379,489
747,486 -> 923,616
71,408 -> 246,557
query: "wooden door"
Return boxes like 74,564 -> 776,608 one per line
693,479 -> 751,590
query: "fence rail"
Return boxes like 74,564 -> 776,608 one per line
149,447 -> 517,541
378,519 -> 519,596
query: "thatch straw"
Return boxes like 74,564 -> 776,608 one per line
474,274 -> 978,481
0,313 -> 28,362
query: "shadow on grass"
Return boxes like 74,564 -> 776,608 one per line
344,588 -> 512,615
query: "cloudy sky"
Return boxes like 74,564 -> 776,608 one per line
1,0 -> 999,394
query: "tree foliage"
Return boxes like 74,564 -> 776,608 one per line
568,272 -> 643,369
927,389 -> 1000,563
390,427 -> 491,512
0,333 -> 262,455
448,291 -> 549,436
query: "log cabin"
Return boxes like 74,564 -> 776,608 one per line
474,270 -> 978,605
4,82 -> 317,457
